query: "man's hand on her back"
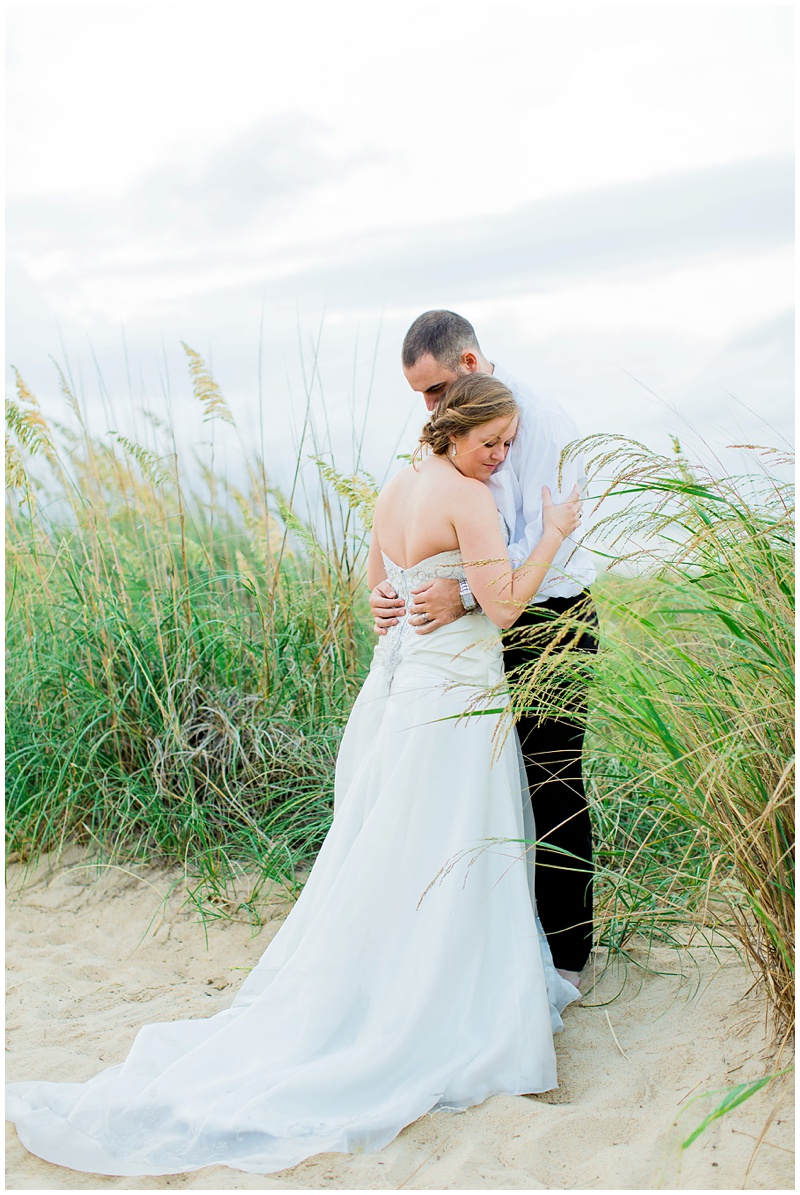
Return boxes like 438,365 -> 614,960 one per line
408,578 -> 464,636
370,581 -> 406,635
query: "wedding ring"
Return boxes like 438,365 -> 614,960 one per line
422,613 -> 429,623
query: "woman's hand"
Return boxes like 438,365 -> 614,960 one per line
369,581 -> 406,635
542,484 -> 582,539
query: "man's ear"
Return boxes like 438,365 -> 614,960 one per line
461,351 -> 480,373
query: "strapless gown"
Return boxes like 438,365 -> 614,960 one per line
6,550 -> 578,1177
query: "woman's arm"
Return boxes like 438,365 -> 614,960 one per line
367,524 -> 388,593
453,481 -> 580,630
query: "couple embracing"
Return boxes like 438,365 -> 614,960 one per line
7,311 -> 598,1179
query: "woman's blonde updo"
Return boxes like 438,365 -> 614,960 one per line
416,373 -> 518,461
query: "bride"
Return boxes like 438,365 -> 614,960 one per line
7,373 -> 583,1178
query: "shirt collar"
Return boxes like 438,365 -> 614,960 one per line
490,361 -> 516,390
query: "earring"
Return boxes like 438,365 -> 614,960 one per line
451,444 -> 457,457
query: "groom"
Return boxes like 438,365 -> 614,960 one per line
370,310 -> 598,989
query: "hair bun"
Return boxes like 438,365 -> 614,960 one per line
413,375 -> 518,463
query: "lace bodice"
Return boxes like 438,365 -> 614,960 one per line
378,550 -> 467,685
381,549 -> 466,596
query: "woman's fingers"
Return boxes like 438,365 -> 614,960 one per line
542,483 -> 580,501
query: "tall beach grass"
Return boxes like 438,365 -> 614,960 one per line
505,434 -> 794,1037
6,353 -> 794,1035
6,349 -> 373,903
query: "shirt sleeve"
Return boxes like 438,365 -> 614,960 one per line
506,406 -> 586,567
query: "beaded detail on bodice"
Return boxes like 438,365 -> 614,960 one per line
381,549 -> 466,592
379,550 -> 467,685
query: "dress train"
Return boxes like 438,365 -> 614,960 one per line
6,550 -> 577,1176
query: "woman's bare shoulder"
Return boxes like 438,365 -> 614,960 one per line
452,473 -> 499,508
376,457 -> 494,514
374,465 -> 414,510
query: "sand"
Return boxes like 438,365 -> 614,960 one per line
5,850 -> 794,1191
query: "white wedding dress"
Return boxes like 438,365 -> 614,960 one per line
6,549 -> 578,1177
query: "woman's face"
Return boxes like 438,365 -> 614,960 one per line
449,414 -> 518,481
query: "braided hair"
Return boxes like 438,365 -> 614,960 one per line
416,373 -> 518,461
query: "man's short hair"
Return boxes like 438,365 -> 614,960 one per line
402,310 -> 481,370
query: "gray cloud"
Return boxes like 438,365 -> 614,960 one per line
271,152 -> 793,303
7,113 -> 372,257
66,151 -> 789,311
136,114 -> 354,234
10,152 -> 791,307
6,153 -> 793,480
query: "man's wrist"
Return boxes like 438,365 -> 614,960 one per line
458,577 -> 478,612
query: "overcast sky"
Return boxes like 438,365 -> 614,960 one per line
6,2 -> 794,492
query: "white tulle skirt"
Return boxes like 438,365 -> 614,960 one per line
6,613 -> 577,1176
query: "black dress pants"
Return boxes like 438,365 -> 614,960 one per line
503,592 -> 598,972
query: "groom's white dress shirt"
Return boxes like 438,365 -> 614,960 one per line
487,364 -> 596,603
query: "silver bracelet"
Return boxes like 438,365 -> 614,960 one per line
458,577 -> 477,612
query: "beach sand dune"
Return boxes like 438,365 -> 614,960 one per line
5,851 -> 794,1190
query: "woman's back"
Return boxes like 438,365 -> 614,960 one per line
373,456 -> 468,569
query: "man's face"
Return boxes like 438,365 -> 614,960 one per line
403,353 -> 468,411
